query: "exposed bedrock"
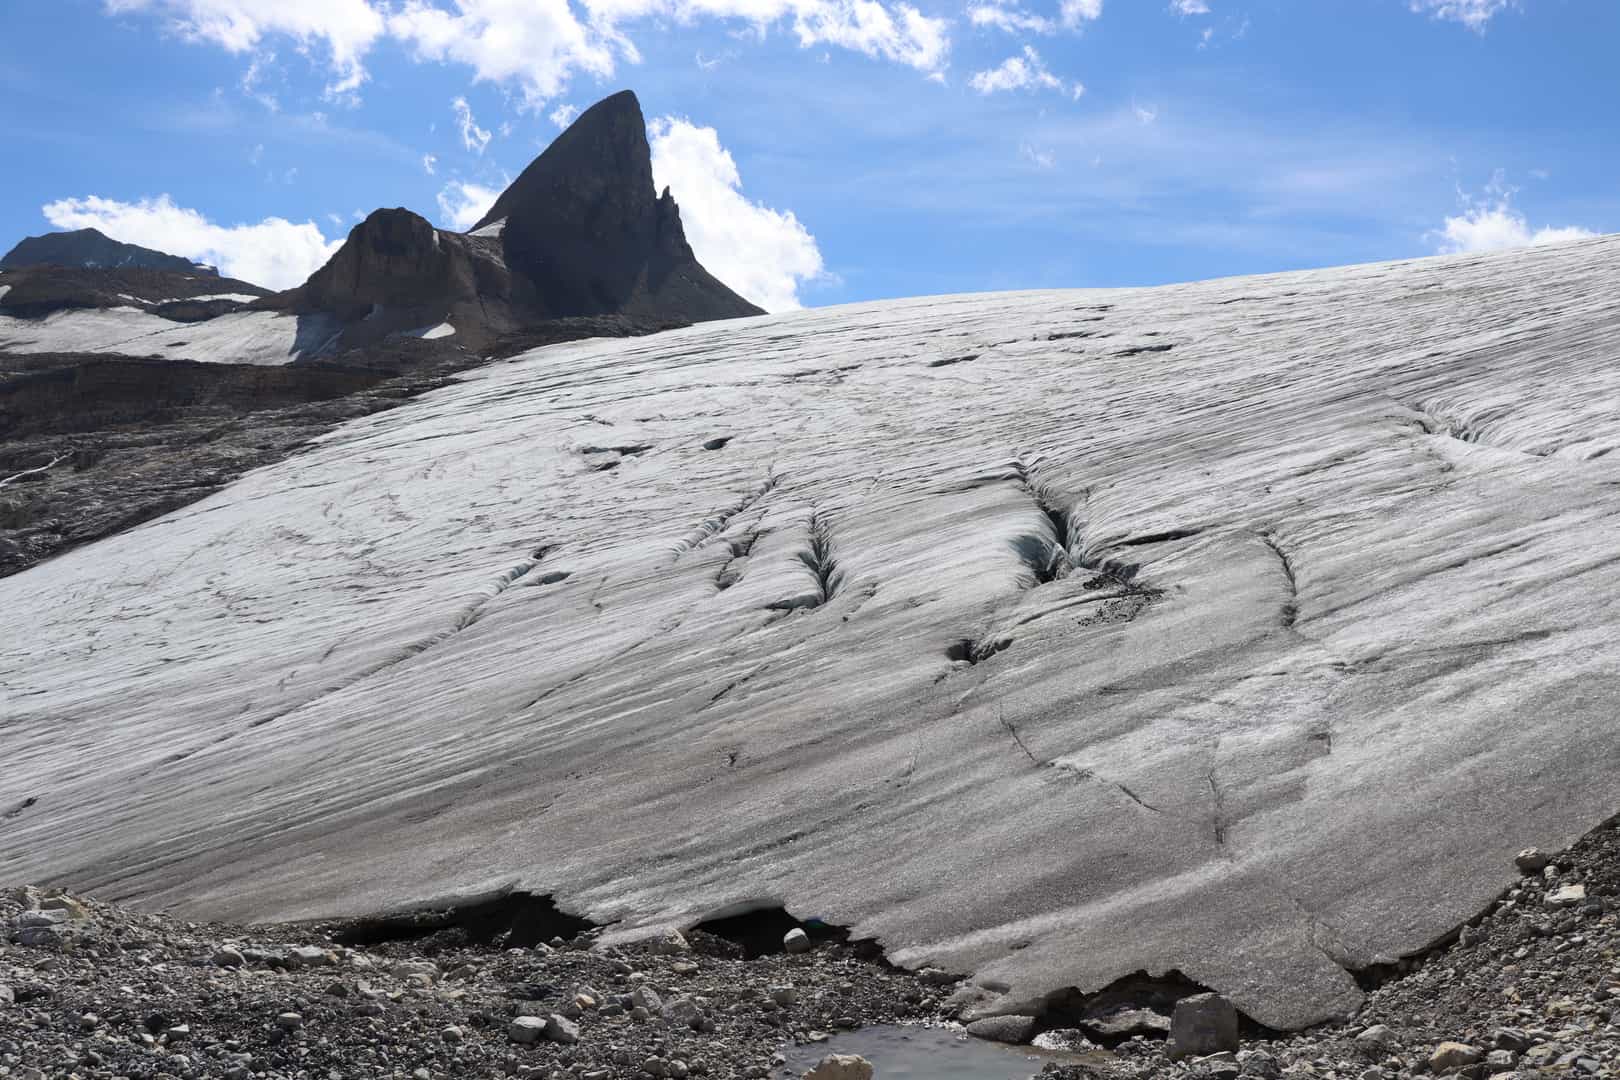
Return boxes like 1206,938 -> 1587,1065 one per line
4,236 -> 1620,1031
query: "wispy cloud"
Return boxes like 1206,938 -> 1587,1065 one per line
452,96 -> 491,154
1409,0 -> 1519,32
107,0 -> 953,109
969,46 -> 1083,99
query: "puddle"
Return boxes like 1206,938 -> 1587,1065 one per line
777,1024 -> 1109,1079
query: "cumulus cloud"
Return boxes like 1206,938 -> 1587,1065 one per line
104,0 -> 384,95
108,0 -> 951,108
969,46 -> 1081,98
1059,0 -> 1102,27
1432,178 -> 1595,254
41,194 -> 339,289
435,180 -> 503,231
648,117 -> 823,312
1409,0 -> 1518,31
452,96 -> 492,153
967,2 -> 1055,34
1170,0 -> 1209,13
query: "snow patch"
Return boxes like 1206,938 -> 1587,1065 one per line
468,217 -> 505,239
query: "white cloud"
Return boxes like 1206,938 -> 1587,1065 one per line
41,194 -> 339,289
1133,101 -> 1158,123
1410,0 -> 1517,31
435,180 -> 503,231
969,46 -> 1080,98
1170,0 -> 1208,13
1432,176 -> 1596,254
109,0 -> 950,109
785,0 -> 950,71
104,0 -> 384,95
550,103 -> 581,129
452,95 -> 492,153
1019,142 -> 1055,169
1059,0 -> 1102,27
968,2 -> 1055,34
648,116 -> 823,312
422,153 -> 438,174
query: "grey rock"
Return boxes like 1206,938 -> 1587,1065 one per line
287,945 -> 334,967
544,1012 -> 580,1043
662,995 -> 705,1030
1355,1024 -> 1398,1053
1080,1005 -> 1172,1039
508,1015 -> 546,1043
273,1012 -> 304,1030
15,910 -> 64,927
1429,1042 -> 1485,1074
12,926 -> 61,947
630,985 -> 663,1012
213,946 -> 246,968
965,1014 -> 1037,1044
1168,992 -> 1240,1059
784,928 -> 812,954
1515,848 -> 1551,874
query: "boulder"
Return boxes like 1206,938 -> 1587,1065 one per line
1079,1005 -> 1171,1040
508,1016 -> 546,1043
1167,993 -> 1240,1059
966,1014 -> 1037,1044
803,1055 -> 873,1080
1514,848 -> 1551,874
784,928 -> 812,954
544,1013 -> 580,1044
1429,1042 -> 1485,1074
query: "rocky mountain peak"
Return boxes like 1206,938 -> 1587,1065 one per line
0,227 -> 216,276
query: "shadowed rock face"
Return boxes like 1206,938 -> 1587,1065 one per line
1,228 -> 215,275
272,91 -> 758,355
475,89 -> 761,322
296,209 -> 502,321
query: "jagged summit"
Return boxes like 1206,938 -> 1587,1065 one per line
474,89 -> 752,322
1,227 -> 215,276
271,89 -> 760,356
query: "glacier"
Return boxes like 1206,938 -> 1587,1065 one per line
3,237 -> 1619,1029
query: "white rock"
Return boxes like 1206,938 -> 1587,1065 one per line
803,1055 -> 873,1080
783,928 -> 812,954
1547,884 -> 1587,907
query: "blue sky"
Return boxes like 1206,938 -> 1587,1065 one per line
1,0 -> 1615,308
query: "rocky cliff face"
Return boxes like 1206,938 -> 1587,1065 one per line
274,89 -> 760,356
476,89 -> 760,323
1,228 -> 216,275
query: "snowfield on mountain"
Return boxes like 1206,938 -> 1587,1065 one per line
4,234 -> 1619,1032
